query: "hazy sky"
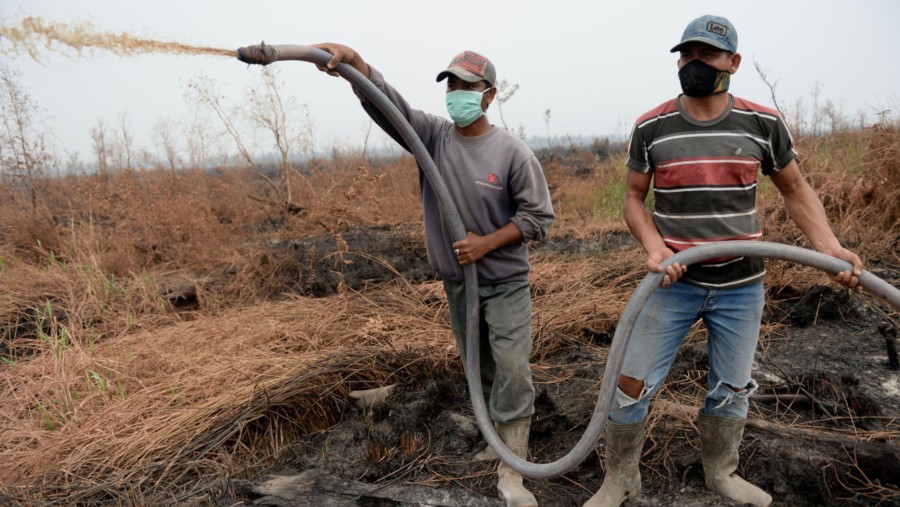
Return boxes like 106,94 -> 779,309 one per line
2,0 -> 899,162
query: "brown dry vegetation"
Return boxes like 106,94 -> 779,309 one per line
0,125 -> 898,506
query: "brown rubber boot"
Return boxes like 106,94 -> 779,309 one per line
496,418 -> 538,507
583,420 -> 645,507
698,412 -> 772,507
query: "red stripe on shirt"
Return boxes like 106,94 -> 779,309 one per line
655,157 -> 759,188
732,97 -> 780,117
635,99 -> 678,125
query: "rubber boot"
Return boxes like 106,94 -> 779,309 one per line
583,420 -> 645,507
496,418 -> 538,507
474,422 -> 499,461
474,443 -> 498,461
698,413 -> 773,507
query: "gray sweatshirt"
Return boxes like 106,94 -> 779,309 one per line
355,66 -> 554,284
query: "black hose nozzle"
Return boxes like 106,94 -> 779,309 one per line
237,42 -> 278,65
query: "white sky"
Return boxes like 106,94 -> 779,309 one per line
2,0 -> 899,162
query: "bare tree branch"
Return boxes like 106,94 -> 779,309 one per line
0,64 -> 54,211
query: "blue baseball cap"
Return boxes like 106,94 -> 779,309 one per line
670,15 -> 738,53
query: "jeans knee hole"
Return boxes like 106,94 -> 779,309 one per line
709,379 -> 758,408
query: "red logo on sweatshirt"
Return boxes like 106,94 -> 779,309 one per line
487,173 -> 498,184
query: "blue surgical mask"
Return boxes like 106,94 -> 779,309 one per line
446,88 -> 489,127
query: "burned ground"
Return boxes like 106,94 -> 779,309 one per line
211,228 -> 899,507
1,129 -> 897,506
260,226 -> 639,298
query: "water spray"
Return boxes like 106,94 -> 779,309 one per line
234,43 -> 900,479
0,17 -> 235,60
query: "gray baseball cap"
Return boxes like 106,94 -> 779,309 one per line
671,15 -> 738,53
435,50 -> 496,87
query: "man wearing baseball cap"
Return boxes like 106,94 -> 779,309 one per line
583,15 -> 863,507
313,42 -> 554,507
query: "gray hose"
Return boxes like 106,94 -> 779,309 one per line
235,44 -> 900,480
235,43 -> 509,470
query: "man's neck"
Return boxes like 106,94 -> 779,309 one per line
454,115 -> 492,137
680,93 -> 730,122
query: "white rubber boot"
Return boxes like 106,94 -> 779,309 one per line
474,422 -> 499,461
583,420 -> 645,507
474,443 -> 498,461
496,418 -> 538,507
698,413 -> 772,507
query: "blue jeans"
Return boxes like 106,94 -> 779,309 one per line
443,278 -> 535,424
610,280 -> 765,424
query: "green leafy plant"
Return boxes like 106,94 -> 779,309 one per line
88,371 -> 108,395
36,403 -> 55,431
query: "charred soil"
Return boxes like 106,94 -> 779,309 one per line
217,227 -> 900,507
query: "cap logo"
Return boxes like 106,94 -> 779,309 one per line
451,51 -> 487,77
706,22 -> 728,36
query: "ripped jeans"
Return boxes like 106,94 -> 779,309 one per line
610,280 -> 765,424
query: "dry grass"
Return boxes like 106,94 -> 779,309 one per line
759,125 -> 899,260
0,128 -> 897,504
0,284 -> 457,504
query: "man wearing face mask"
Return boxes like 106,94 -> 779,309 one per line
583,15 -> 863,507
313,43 -> 554,507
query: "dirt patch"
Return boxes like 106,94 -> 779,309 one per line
531,230 -> 637,256
262,226 -> 636,297
266,224 -> 434,297
211,232 -> 899,507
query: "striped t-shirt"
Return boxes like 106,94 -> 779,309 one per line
626,94 -> 797,289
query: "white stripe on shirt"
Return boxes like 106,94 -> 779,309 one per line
648,132 -> 770,150
657,158 -> 760,169
654,209 -> 759,220
655,183 -> 757,193
636,110 -> 681,129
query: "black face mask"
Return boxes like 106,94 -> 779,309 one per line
678,59 -> 731,97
